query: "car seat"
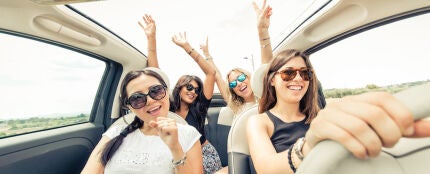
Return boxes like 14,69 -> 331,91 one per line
227,64 -> 267,174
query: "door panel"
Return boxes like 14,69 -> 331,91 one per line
0,124 -> 104,174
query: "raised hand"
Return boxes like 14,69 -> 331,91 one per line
138,14 -> 156,38
199,36 -> 210,57
171,31 -> 191,48
252,0 -> 272,29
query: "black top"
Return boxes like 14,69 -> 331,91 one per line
185,97 -> 211,144
266,111 -> 309,153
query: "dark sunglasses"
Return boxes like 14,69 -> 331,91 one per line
185,84 -> 199,92
276,68 -> 312,81
127,84 -> 167,109
229,73 -> 247,88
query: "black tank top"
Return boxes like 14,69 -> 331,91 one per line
266,111 -> 309,153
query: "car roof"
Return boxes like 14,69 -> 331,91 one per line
275,0 -> 430,54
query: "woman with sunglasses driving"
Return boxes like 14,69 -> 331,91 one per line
170,32 -> 223,174
247,49 -> 428,173
81,68 -> 203,174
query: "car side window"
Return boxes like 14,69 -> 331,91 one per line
311,13 -> 430,102
0,33 -> 105,138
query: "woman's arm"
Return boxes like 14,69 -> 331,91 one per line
150,117 -> 203,174
200,36 -> 229,102
247,113 -> 295,174
176,141 -> 203,174
172,32 -> 216,99
253,0 -> 273,64
138,14 -> 159,68
81,136 -> 111,174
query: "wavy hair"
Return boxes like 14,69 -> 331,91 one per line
170,75 -> 208,134
101,69 -> 167,166
258,49 -> 320,124
226,68 -> 253,114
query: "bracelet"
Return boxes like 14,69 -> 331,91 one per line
287,147 -> 296,173
261,42 -> 271,48
261,37 -> 270,41
172,154 -> 187,167
187,48 -> 194,55
294,137 -> 305,160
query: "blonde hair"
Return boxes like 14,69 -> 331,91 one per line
226,68 -> 254,114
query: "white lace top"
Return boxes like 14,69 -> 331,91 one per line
103,123 -> 201,174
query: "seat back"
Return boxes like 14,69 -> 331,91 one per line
226,64 -> 266,173
205,106 -> 234,167
227,104 -> 258,174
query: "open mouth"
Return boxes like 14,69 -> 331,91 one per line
287,85 -> 303,91
186,93 -> 196,99
239,85 -> 247,92
147,105 -> 161,115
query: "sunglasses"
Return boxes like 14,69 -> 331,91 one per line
127,84 -> 167,109
185,84 -> 199,92
276,68 -> 312,81
229,73 -> 247,88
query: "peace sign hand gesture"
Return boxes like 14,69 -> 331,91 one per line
253,0 -> 272,30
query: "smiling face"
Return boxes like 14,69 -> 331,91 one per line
228,70 -> 253,100
125,74 -> 169,122
271,56 -> 310,104
179,80 -> 199,104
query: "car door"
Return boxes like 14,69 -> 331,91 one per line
0,1 -> 132,174
0,29 -> 123,174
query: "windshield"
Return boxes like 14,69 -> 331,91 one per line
71,0 -> 325,86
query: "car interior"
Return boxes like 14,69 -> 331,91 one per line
1,0 -> 430,174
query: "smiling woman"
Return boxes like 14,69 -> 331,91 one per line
2,0 -> 430,174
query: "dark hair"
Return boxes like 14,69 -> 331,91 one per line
170,75 -> 208,134
101,69 -> 167,166
258,49 -> 320,123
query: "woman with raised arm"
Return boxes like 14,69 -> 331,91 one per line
201,37 -> 257,116
170,32 -> 223,174
247,49 -> 430,174
196,0 -> 272,116
81,68 -> 203,174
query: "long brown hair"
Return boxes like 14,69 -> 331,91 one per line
102,69 -> 167,166
226,68 -> 254,114
258,49 -> 320,123
170,75 -> 207,135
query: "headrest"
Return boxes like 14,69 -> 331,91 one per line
145,67 -> 170,88
251,64 -> 268,99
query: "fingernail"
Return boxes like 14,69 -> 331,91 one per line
405,126 -> 414,136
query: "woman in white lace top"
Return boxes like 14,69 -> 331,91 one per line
81,68 -> 203,174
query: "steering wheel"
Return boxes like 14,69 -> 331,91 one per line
296,83 -> 430,174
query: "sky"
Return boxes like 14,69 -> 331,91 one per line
71,0 -> 314,89
1,0 -> 429,119
70,0 -> 429,89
